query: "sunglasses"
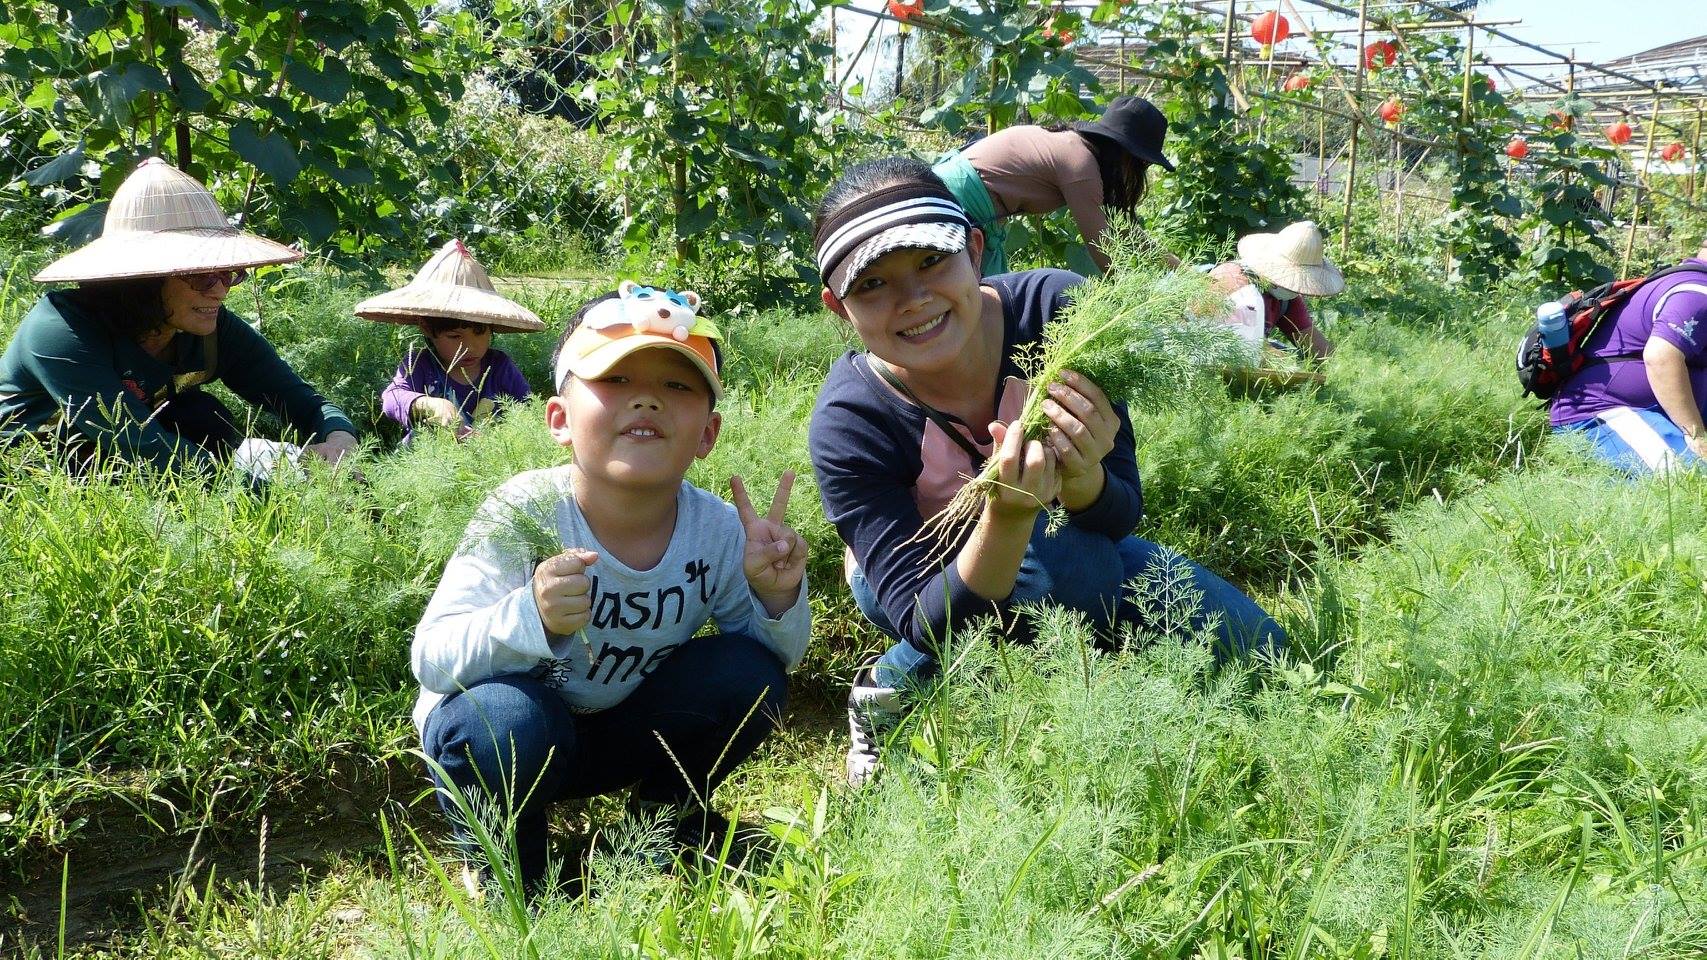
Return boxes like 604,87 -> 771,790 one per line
183,269 -> 249,293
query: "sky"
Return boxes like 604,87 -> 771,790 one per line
1469,0 -> 1701,71
834,1 -> 1706,97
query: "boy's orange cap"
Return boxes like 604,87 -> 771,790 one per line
554,299 -> 723,399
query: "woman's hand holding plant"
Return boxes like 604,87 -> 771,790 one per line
954,420 -> 1057,603
1042,369 -> 1117,511
984,418 -> 1060,522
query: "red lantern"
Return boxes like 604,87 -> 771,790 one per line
1606,121 -> 1634,146
886,0 -> 923,21
1378,98 -> 1404,126
1251,10 -> 1290,58
1043,24 -> 1073,44
1549,109 -> 1575,132
1505,137 -> 1529,160
1662,142 -> 1686,162
1364,40 -> 1397,71
1283,74 -> 1312,93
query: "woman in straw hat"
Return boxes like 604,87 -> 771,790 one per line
931,95 -> 1182,276
0,157 -> 359,474
1208,221 -> 1343,361
359,239 -> 542,443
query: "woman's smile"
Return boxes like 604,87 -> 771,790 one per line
898,311 -> 948,341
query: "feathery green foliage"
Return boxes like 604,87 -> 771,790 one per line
921,228 -> 1251,554
7,253 -> 1706,959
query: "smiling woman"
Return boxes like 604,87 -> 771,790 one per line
807,156 -> 1285,788
0,158 -> 359,475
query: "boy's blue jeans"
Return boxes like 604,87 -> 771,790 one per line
421,632 -> 787,891
852,516 -> 1285,683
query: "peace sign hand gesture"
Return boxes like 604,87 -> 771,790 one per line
730,471 -> 807,618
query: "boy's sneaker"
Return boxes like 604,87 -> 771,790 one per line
671,805 -> 736,854
629,799 -> 751,868
846,654 -> 907,787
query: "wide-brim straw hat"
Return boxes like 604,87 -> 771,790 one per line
1236,221 -> 1346,297
34,158 -> 303,284
352,239 -> 543,333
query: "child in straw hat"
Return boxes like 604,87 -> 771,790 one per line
1208,220 -> 1344,361
411,286 -> 809,895
0,157 -> 359,475
356,240 -> 541,443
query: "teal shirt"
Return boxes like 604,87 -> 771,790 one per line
0,291 -> 356,470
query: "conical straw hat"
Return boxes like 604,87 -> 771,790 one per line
1236,221 -> 1345,297
34,157 -> 302,284
352,239 -> 543,333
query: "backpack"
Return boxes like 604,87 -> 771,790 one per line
1515,263 -> 1707,402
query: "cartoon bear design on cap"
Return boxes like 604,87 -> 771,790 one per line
583,279 -> 702,342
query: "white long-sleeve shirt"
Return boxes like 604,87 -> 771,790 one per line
412,466 -> 811,732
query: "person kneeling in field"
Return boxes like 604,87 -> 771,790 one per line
411,289 -> 810,895
1207,221 -> 1342,362
1549,241 -> 1707,474
357,239 -> 541,444
0,158 -> 359,476
806,157 -> 1286,788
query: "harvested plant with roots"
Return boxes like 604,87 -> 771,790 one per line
915,229 -> 1249,563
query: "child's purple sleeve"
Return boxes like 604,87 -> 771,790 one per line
381,353 -> 428,427
491,351 -> 532,401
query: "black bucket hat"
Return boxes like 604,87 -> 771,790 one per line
1074,95 -> 1175,173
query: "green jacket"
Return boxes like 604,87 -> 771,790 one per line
0,290 -> 356,470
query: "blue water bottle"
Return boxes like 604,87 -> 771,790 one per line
1536,301 -> 1569,349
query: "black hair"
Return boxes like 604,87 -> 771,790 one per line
1084,133 -> 1150,213
811,156 -> 952,248
63,278 -> 171,340
552,291 -> 620,375
551,290 -> 720,408
421,316 -> 492,337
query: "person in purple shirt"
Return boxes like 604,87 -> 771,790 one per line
1551,243 -> 1707,474
354,239 -> 544,442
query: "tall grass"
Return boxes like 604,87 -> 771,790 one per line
6,260 -> 1703,958
106,454 -> 1707,956
0,263 -> 1550,864
1136,317 -> 1542,590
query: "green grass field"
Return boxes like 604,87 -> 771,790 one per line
1,250 -> 1703,958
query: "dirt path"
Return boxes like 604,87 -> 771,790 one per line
0,687 -> 849,954
1,803 -> 387,953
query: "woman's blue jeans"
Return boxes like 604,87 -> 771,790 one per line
421,633 -> 787,892
852,516 -> 1285,680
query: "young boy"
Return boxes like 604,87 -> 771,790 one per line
411,289 -> 810,894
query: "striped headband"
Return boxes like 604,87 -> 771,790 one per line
813,182 -> 972,298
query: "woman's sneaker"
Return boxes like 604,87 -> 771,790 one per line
846,655 -> 907,787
